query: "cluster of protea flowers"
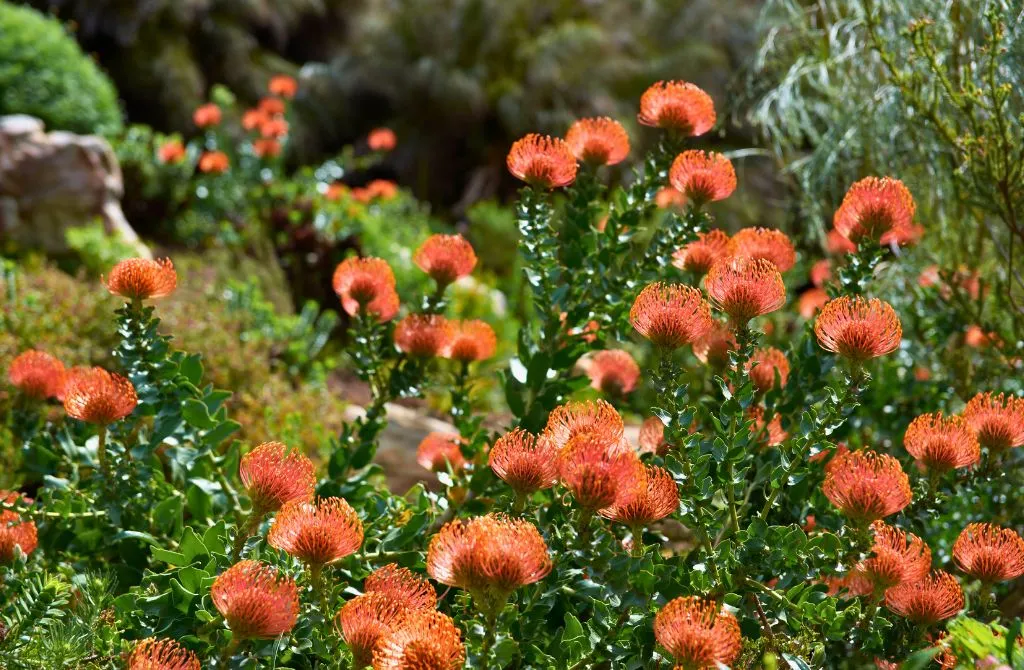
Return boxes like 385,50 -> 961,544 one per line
0,491 -> 38,564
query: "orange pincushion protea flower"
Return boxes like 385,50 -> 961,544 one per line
252,138 -> 282,158
559,433 -> 642,511
158,140 -> 186,164
211,560 -> 299,639
630,282 -> 713,350
127,638 -> 200,670
672,229 -> 730,276
798,288 -> 830,319
833,176 -> 917,244
259,117 -> 289,139
692,320 -> 737,369
814,296 -> 902,362
822,449 -> 912,522
655,187 -> 687,209
668,151 -> 737,205
394,315 -> 452,358
238,441 -> 316,514
338,592 -> 405,668
728,227 -> 797,273
365,563 -> 437,611
847,522 -> 931,597
599,464 -> 678,527
416,432 -> 466,473
705,258 -> 786,324
63,367 -> 137,425
638,417 -> 669,455
746,347 -> 790,392
564,117 -> 630,166
953,523 -> 1024,583
8,350 -> 65,400
368,127 -> 397,151
506,134 -> 578,188
884,571 -> 964,625
827,229 -> 857,254
637,81 -> 716,135
198,151 -> 229,173
654,596 -> 742,670
541,399 -> 625,452
104,258 -> 177,301
488,428 -> 559,495
192,103 -> 221,128
443,320 -> 497,362
242,109 -> 266,131
259,97 -> 286,116
268,75 -> 298,98
373,610 -> 465,670
0,491 -> 37,563
749,407 -> 788,447
903,413 -> 980,471
267,497 -> 364,566
583,349 -> 641,396
810,259 -> 832,287
962,392 -> 1024,452
426,514 -> 552,617
413,234 -> 478,287
332,257 -> 400,321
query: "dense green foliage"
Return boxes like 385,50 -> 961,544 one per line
0,2 -> 121,134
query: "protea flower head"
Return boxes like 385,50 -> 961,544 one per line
268,75 -> 298,98
903,413 -> 980,472
0,491 -> 38,563
253,138 -> 282,158
337,592 -> 405,668
104,258 -> 178,301
394,315 -> 453,358
814,296 -> 902,362
413,234 -> 477,287
655,187 -> 687,209
798,288 -> 830,320
654,596 -> 742,670
365,563 -> 437,611
332,257 -> 400,322
565,117 -> 630,166
267,497 -> 363,566
728,227 -> 797,273
810,259 -> 832,287
368,127 -> 397,152
638,417 -> 669,456
540,399 -> 625,453
210,560 -> 299,639
158,139 -> 186,164
691,320 -> 737,370
637,81 -> 716,135
599,464 -> 678,528
746,347 -> 790,392
506,134 -> 577,188
822,449 -> 912,523
827,229 -> 858,254
258,97 -> 285,115
7,350 -> 65,400
192,103 -> 221,128
749,407 -> 788,447
953,523 -> 1024,583
127,638 -> 200,670
834,176 -> 917,244
488,428 -> 560,495
705,258 -> 786,325
416,433 -> 466,473
62,367 -> 138,425
847,521 -> 932,596
962,392 -> 1024,452
559,432 -> 642,511
884,571 -> 964,625
443,320 -> 497,362
238,441 -> 316,514
426,514 -> 552,618
672,229 -> 730,276
630,282 -> 713,349
373,610 -> 466,670
668,151 -> 737,205
582,349 -> 641,396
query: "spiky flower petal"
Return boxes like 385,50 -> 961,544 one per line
884,571 -> 964,625
638,81 -> 716,135
814,296 -> 902,362
372,610 -> 465,670
834,176 -> 917,244
0,491 -> 37,563
746,347 -> 790,392
332,257 -> 400,321
847,521 -> 932,596
338,593 -> 405,668
953,523 -> 1024,583
962,392 -> 1024,452
600,465 -> 678,527
211,560 -> 299,639
903,413 -> 980,472
238,442 -> 316,514
668,151 -> 736,204
395,315 -> 452,358
104,258 -> 177,300
541,399 -> 625,453
416,433 -> 466,473
565,117 -> 630,165
506,134 -> 577,188
443,320 -> 497,362
413,234 -> 477,287
7,350 -> 65,400
127,638 -> 200,670
583,349 -> 641,396
630,282 -> 713,349
489,428 -> 560,494
267,497 -> 363,566
365,563 -> 437,611
672,229 -> 730,276
822,449 -> 912,522
705,258 -> 786,324
728,228 -> 796,273
62,367 -> 137,425
559,433 -> 642,511
654,596 -> 742,670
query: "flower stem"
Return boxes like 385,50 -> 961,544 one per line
96,425 -> 109,479
310,563 -> 331,617
219,637 -> 239,667
231,509 -> 263,562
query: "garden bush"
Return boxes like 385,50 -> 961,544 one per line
2,76 -> 1023,670
0,2 -> 122,135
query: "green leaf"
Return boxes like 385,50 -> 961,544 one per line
182,399 -> 216,430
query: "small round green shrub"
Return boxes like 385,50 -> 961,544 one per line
0,3 -> 122,135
